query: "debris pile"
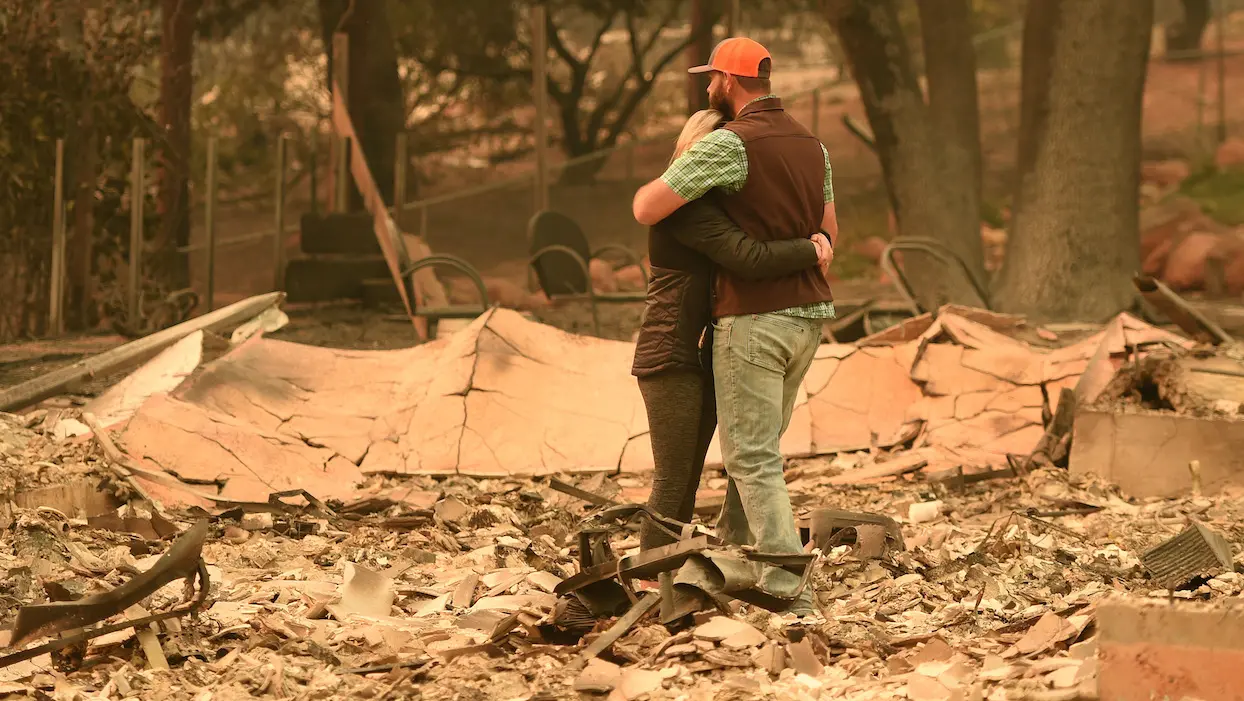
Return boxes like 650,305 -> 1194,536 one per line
1071,331 -> 1244,498
1,302 -> 1243,698
1,427 -> 1242,699
1092,344 -> 1244,418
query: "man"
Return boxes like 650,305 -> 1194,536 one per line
631,37 -> 837,617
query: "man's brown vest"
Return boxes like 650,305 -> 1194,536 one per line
711,97 -> 834,317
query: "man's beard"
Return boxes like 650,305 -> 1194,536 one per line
709,85 -> 733,119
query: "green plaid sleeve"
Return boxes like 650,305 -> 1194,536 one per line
821,143 -> 834,203
659,129 -> 748,201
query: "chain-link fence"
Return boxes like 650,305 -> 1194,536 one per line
179,133 -> 301,314
39,9 -> 1244,333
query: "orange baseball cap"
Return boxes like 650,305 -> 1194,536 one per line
688,37 -> 772,78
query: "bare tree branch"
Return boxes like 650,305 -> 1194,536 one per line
639,0 -> 684,67
583,7 -> 647,144
415,56 -> 528,80
605,22 -> 700,145
586,1 -> 689,148
544,8 -> 582,70
584,10 -> 618,66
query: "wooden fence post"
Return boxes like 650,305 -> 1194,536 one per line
205,136 -> 218,311
531,3 -> 550,212
332,33 -> 350,213
273,133 -> 288,291
49,139 -> 67,335
128,138 -> 146,325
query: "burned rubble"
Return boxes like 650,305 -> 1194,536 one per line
0,301 -> 1242,700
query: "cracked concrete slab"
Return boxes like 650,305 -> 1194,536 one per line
115,308 -> 1189,506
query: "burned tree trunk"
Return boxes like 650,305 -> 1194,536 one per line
318,0 -> 406,209
57,0 -> 100,329
686,0 -> 715,114
154,0 -> 201,290
551,3 -> 712,185
992,0 -> 1154,322
823,0 -> 985,307
1165,0 -> 1210,57
919,0 -> 982,205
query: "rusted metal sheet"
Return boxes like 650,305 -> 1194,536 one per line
1141,521 -> 1235,589
804,508 -> 906,554
555,536 -> 712,596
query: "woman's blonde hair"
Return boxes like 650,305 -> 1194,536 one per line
670,109 -> 726,164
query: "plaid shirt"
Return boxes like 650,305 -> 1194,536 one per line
660,95 -> 836,319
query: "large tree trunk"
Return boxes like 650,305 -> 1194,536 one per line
318,0 -> 406,210
919,0 -> 982,203
57,0 -> 99,329
1165,0 -> 1210,57
686,0 -> 714,114
823,0 -> 985,309
155,0 -> 200,291
992,0 -> 1154,322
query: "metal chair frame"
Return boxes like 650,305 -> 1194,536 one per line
402,254 -> 492,339
527,244 -> 650,337
879,236 -> 991,316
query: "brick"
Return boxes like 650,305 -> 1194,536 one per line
1098,598 -> 1244,701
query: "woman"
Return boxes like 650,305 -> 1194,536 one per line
632,109 -> 828,550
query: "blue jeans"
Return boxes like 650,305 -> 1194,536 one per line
712,312 -> 820,604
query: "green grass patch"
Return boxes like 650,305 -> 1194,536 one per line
1178,168 -> 1244,226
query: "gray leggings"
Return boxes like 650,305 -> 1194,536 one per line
637,369 -> 717,550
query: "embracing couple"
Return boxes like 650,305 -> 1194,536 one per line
629,37 -> 837,619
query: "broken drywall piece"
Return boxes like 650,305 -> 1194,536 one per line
908,501 -> 944,524
575,658 -> 622,693
1013,612 -> 1073,656
692,617 -> 756,642
82,331 -> 203,428
230,307 -> 290,345
1070,410 -> 1244,498
52,417 -> 90,442
334,563 -> 395,619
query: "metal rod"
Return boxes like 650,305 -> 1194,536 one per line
331,32 -> 350,213
179,229 -> 284,255
1217,2 -> 1228,144
49,139 -> 66,335
404,172 -> 535,212
273,133 -> 287,292
1198,46 -> 1207,159
128,138 -> 145,325
205,136 -> 218,312
532,3 -> 550,212
335,135 -> 349,213
811,87 -> 822,136
0,292 -> 285,413
310,126 -> 320,216
394,131 -> 408,220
